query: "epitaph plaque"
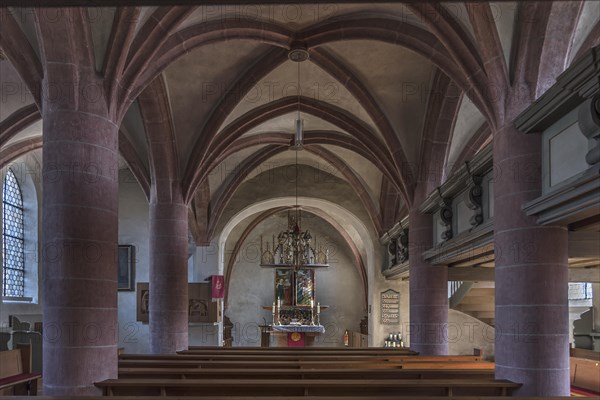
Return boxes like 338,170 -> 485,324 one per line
380,289 -> 400,325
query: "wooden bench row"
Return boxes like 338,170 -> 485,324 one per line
179,348 -> 419,356
118,355 -> 492,369
121,354 -> 481,362
118,367 -> 495,380
0,345 -> 41,396
0,396 -> 578,400
119,359 -> 493,370
186,346 -> 417,352
95,378 -> 520,397
122,354 -> 482,363
106,351 -> 505,397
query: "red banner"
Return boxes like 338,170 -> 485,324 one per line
287,332 -> 305,347
211,275 -> 224,299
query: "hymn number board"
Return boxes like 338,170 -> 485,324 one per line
380,289 -> 400,324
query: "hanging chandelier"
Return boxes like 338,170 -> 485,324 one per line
260,210 -> 329,269
260,46 -> 329,270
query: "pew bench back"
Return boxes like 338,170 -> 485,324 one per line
118,366 -> 495,380
0,346 -> 41,396
95,378 -> 521,397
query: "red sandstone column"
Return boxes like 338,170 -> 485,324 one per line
494,123 -> 569,396
409,208 -> 448,355
149,187 -> 189,353
42,109 -> 119,394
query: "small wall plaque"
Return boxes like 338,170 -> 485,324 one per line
380,289 -> 400,325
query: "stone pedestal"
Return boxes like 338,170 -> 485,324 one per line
149,194 -> 189,353
493,123 -> 569,396
42,110 -> 119,395
409,209 -> 448,355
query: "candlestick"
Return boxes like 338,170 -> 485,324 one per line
277,301 -> 282,326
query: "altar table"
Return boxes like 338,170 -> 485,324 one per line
270,325 -> 326,347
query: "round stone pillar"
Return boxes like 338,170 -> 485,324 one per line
493,123 -> 569,396
149,190 -> 189,353
409,208 -> 448,355
42,110 -> 119,395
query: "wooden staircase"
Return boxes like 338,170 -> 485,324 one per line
449,282 -> 495,326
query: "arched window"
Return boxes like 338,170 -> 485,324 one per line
2,169 -> 25,297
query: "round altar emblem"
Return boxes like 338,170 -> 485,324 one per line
290,332 -> 302,342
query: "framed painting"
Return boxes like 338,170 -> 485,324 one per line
136,282 -> 218,324
295,269 -> 314,306
274,268 -> 293,306
136,282 -> 149,323
188,283 -> 211,323
118,245 -> 135,291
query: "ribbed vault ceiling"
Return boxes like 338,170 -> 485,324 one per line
1,2 -> 599,242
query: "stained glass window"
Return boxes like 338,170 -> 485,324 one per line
2,170 -> 24,297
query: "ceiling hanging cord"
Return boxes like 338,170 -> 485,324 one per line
296,58 -> 300,223
295,60 -> 301,269
297,58 -> 301,127
295,57 -> 303,149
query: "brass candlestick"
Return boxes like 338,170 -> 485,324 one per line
316,302 -> 321,326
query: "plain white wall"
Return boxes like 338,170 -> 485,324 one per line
117,169 -> 151,353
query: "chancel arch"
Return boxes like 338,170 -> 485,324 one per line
215,195 -> 392,345
222,206 -> 367,347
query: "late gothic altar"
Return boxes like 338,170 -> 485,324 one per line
256,212 -> 331,347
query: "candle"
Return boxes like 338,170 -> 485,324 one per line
272,302 -> 275,313
317,302 -> 320,314
277,297 -> 281,308
311,299 -> 314,308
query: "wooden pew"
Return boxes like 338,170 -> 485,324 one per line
118,359 -> 406,369
402,362 -> 495,370
118,354 -> 485,370
115,353 -> 498,397
0,396 -> 578,400
0,345 -> 41,396
120,353 -> 482,362
187,346 -> 416,352
180,348 -> 418,356
570,348 -> 600,394
119,360 -> 495,372
124,354 -> 418,362
118,366 -> 495,380
96,378 -> 520,397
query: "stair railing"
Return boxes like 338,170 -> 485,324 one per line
448,281 -> 475,308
